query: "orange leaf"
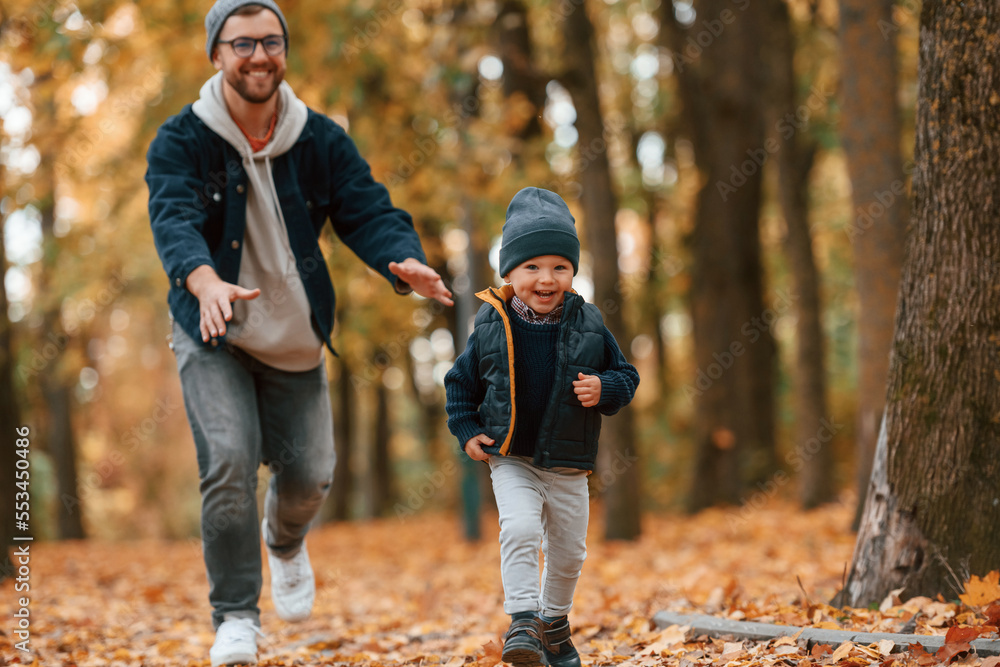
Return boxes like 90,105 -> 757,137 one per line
981,657 -> 1000,667
944,625 -> 981,644
479,639 -> 503,667
935,641 -> 970,663
811,644 -> 833,657
959,571 -> 1000,607
986,604 -> 1000,626
908,643 -> 937,666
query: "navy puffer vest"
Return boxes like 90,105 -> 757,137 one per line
473,286 -> 606,471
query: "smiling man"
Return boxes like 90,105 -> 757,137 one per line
145,1 -> 452,665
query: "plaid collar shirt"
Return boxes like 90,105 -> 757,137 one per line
509,295 -> 564,325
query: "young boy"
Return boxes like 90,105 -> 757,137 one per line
445,187 -> 640,667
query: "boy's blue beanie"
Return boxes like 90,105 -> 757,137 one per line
499,188 -> 580,277
205,0 -> 289,60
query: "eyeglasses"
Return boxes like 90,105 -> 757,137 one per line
217,35 -> 286,58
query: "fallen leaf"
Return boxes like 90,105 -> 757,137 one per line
853,644 -> 882,659
811,644 -> 834,657
944,626 -> 981,644
830,641 -> 855,662
877,639 -> 896,656
981,657 -> 1000,667
935,641 -> 971,663
880,587 -> 906,613
721,641 -> 744,655
772,630 -> 803,646
479,640 -> 503,667
638,625 -> 688,655
908,643 -> 938,666
772,645 -> 801,656
959,571 -> 1000,607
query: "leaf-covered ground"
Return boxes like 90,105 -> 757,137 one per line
2,500 -> 998,666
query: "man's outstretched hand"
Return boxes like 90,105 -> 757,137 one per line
185,265 -> 260,342
389,258 -> 454,306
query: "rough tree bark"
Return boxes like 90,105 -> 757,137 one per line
763,0 -> 834,508
842,0 -> 1000,606
659,0 -> 776,510
838,0 -> 908,528
562,0 -> 641,540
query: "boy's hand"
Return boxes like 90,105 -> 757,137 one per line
464,434 -> 494,461
573,372 -> 602,407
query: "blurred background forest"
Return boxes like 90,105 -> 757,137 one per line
0,0 -> 919,543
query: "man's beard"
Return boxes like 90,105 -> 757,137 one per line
226,67 -> 284,104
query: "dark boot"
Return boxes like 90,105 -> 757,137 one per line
502,612 -> 545,666
539,615 -> 581,667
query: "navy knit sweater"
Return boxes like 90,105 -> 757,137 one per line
508,311 -> 560,457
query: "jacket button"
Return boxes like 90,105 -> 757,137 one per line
306,200 -> 314,210
175,278 -> 182,287
210,339 -> 219,347
236,184 -> 245,194
213,192 -> 222,202
231,240 -> 240,249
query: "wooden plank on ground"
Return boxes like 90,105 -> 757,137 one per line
652,611 -> 1000,656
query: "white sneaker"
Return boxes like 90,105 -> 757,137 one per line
262,518 -> 315,622
210,617 -> 262,666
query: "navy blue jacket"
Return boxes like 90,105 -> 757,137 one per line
145,105 -> 426,352
444,286 -> 639,471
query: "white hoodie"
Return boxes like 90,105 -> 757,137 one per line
192,72 -> 324,372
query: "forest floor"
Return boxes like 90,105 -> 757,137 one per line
2,499 -> 998,667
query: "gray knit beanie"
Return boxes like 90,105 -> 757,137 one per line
499,188 -> 580,277
205,0 -> 289,60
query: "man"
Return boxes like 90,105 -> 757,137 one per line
145,1 -> 452,664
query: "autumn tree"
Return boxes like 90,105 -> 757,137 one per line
561,0 -> 641,540
659,0 -> 776,510
842,0 -> 1000,605
762,0 -> 834,508
838,0 -> 908,527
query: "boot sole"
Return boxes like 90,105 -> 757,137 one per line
502,646 -> 545,666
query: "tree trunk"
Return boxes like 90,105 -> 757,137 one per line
562,0 -> 641,540
660,0 -> 776,511
370,378 -> 394,518
838,0 -> 908,528
763,0 -> 834,508
453,197 -> 486,540
0,200 -> 21,579
37,159 -> 85,540
842,0 -> 1000,606
329,359 -> 354,522
43,378 -> 84,539
494,0 -> 546,140
642,192 -> 670,394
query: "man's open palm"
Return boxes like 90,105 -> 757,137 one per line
389,258 -> 454,306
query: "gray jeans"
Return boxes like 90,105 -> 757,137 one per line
172,321 -> 335,628
489,455 -> 590,617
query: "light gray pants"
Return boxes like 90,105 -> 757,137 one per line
489,455 -> 590,617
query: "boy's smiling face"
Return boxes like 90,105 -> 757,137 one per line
504,255 -> 574,314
